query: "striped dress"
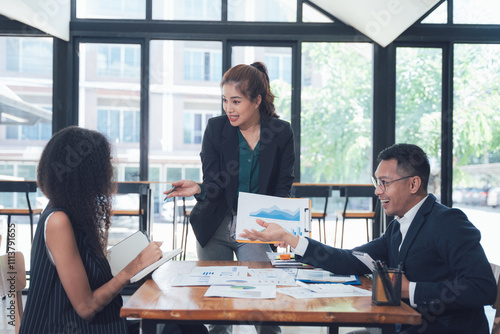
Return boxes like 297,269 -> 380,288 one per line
20,204 -> 128,334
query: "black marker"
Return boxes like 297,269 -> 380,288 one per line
163,186 -> 178,201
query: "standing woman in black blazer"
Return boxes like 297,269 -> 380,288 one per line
166,62 -> 295,264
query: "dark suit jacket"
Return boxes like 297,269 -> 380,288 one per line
191,115 -> 295,247
299,194 -> 496,334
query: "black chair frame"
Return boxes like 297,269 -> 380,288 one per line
336,185 -> 380,248
114,182 -> 151,234
0,181 -> 40,253
292,185 -> 332,244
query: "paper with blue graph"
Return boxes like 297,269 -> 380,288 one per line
236,192 -> 311,243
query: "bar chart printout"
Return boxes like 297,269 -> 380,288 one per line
236,192 -> 311,243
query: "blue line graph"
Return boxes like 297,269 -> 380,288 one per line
249,205 -> 300,221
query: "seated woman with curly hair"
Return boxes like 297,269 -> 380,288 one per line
21,126 -> 207,334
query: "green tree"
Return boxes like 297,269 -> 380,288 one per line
453,44 -> 500,187
301,43 -> 372,183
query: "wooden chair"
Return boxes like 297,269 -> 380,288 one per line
0,251 -> 26,334
491,263 -> 500,334
0,181 -> 42,252
292,185 -> 331,244
335,185 -> 379,248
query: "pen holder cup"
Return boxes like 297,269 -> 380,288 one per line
372,269 -> 402,306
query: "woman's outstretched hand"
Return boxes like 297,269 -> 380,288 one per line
163,180 -> 201,199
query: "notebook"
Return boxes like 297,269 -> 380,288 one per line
108,231 -> 182,283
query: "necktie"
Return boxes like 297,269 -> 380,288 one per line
394,220 -> 402,250
392,220 -> 402,264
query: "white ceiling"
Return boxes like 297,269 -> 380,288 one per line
0,0 -> 70,41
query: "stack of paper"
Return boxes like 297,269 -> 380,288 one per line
296,269 -> 359,284
266,252 -> 314,269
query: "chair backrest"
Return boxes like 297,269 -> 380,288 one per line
0,180 -> 37,194
291,185 -> 331,215
116,182 -> 150,196
339,185 -> 376,198
0,180 -> 38,208
292,185 -> 331,198
339,185 -> 376,209
0,251 -> 26,334
114,182 -> 151,233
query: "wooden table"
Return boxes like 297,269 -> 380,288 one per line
121,261 -> 421,334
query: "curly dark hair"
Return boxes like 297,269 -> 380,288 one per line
37,126 -> 115,258
220,61 -> 279,119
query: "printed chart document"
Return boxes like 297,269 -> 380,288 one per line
171,266 -> 249,286
296,269 -> 359,284
236,192 -> 311,243
277,285 -> 371,299
208,268 -> 297,286
107,231 -> 182,283
205,285 -> 277,299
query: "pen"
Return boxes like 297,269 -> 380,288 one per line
163,186 -> 178,201
375,260 -> 394,302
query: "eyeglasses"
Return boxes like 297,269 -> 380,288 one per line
371,175 -> 414,191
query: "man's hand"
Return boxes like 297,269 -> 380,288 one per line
239,219 -> 299,249
492,317 -> 500,334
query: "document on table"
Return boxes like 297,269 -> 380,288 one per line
208,268 -> 296,286
278,284 -> 372,299
171,266 -> 248,286
205,285 -> 277,299
296,269 -> 359,284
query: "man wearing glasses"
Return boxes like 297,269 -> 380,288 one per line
240,143 -> 496,334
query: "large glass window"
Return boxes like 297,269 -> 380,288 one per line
453,44 -> 500,205
183,49 -> 222,82
152,0 -> 221,20
454,0 -> 500,24
6,37 -> 53,75
77,0 -> 146,19
183,112 -> 215,144
231,46 -> 292,122
97,108 -> 140,143
79,42 -> 142,241
228,0 -> 296,22
96,44 -> 141,78
396,47 -> 442,198
0,35 -> 53,269
421,1 -> 447,24
302,3 -> 333,23
0,36 -> 53,174
453,44 -> 500,263
300,43 -> 373,183
79,43 -> 141,175
149,40 -> 221,227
